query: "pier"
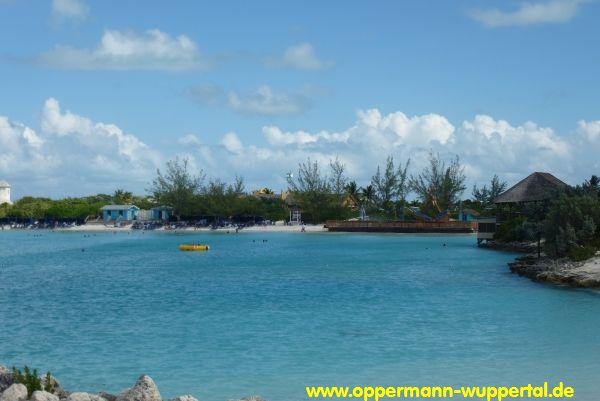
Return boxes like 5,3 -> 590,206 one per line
325,220 -> 476,233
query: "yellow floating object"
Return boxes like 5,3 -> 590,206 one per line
179,244 -> 210,251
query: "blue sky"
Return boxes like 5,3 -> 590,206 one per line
1,0 -> 599,199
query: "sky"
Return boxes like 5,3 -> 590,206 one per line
1,0 -> 600,199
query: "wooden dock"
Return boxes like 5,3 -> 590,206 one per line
325,220 -> 476,233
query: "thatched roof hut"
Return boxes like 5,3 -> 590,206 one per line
494,172 -> 567,204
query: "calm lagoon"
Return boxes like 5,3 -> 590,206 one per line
1,231 -> 599,400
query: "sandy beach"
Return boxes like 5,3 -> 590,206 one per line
45,222 -> 328,233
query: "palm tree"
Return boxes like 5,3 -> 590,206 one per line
361,185 -> 375,209
345,181 -> 361,209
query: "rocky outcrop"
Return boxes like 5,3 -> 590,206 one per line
116,376 -> 161,401
229,396 -> 266,401
0,384 -> 28,401
168,396 -> 198,401
31,391 -> 58,401
39,375 -> 68,400
0,366 -> 13,393
0,365 -> 264,401
97,393 -> 116,401
509,255 -> 600,288
479,240 -> 537,253
66,393 -> 107,401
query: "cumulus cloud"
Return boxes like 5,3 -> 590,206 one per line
39,29 -> 209,71
0,98 -> 160,197
166,109 -> 593,194
220,132 -> 244,154
469,0 -> 585,27
577,120 -> 600,141
227,85 -> 310,115
3,102 -> 600,198
266,42 -> 333,70
51,0 -> 89,21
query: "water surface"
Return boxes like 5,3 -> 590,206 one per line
1,231 -> 598,400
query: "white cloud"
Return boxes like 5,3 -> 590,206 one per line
177,134 -> 203,147
39,29 -> 209,71
262,126 -> 349,147
470,0 -> 585,27
227,85 -> 310,116
52,0 -> 89,20
267,42 -> 333,70
0,98 -> 161,197
3,102 -> 600,198
577,120 -> 600,141
169,110 -> 588,194
220,132 -> 244,154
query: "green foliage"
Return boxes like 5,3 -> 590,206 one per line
472,174 -> 507,207
11,366 -> 54,396
494,217 -> 527,242
409,152 -> 466,216
544,187 -> 600,258
370,156 -> 410,219
568,245 -> 597,262
149,157 -> 204,218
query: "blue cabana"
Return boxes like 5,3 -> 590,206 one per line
101,204 -> 140,221
151,205 -> 173,221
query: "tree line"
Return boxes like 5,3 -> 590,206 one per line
1,152 -> 505,223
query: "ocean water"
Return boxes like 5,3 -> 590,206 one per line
0,231 -> 599,400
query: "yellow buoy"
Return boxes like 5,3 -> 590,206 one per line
179,244 -> 210,251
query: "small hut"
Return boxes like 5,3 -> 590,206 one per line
494,172 -> 568,205
477,172 -> 568,243
101,204 -> 140,221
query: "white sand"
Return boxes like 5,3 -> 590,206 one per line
52,223 -> 327,233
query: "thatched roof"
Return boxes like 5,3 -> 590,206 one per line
494,172 -> 567,204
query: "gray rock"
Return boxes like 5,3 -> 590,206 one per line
229,396 -> 266,401
38,375 -> 68,399
116,376 -> 161,401
0,383 -> 28,401
168,396 -> 198,401
242,397 -> 265,401
98,393 -> 116,401
31,391 -> 59,401
0,366 -> 13,393
66,393 -> 107,401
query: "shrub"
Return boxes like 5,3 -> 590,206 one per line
11,366 -> 54,396
568,245 -> 597,262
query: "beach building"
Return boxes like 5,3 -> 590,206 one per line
0,181 -> 11,205
458,208 -> 480,222
477,172 -> 568,243
101,204 -> 140,221
282,191 -> 302,224
151,205 -> 173,221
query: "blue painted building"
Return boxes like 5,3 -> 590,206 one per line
101,204 -> 140,221
458,208 -> 481,222
151,206 -> 173,221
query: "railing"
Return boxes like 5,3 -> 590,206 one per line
325,220 -> 476,232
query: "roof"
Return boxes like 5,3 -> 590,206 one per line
0,180 -> 10,188
100,204 -> 140,211
151,205 -> 173,210
494,172 -> 568,204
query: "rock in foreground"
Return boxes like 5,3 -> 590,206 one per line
116,376 -> 161,401
0,384 -> 28,401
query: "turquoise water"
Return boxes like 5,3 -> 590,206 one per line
1,231 -> 599,400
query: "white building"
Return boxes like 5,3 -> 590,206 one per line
0,181 -> 11,205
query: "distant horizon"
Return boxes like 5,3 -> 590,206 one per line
1,1 -> 599,199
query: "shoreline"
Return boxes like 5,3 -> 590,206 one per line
480,241 -> 600,288
1,223 -> 328,233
